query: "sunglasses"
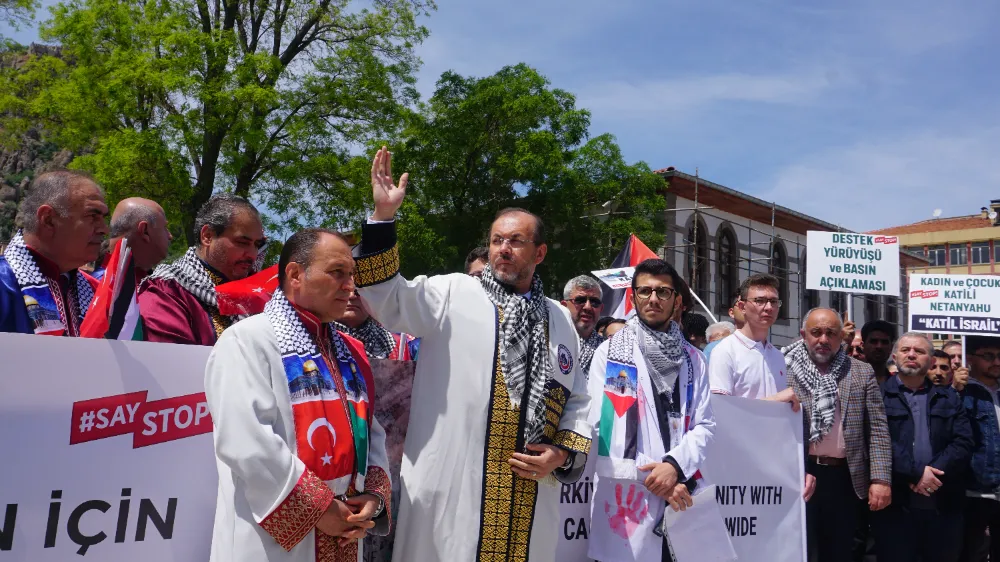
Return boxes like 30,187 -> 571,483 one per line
975,352 -> 1000,363
571,296 -> 603,308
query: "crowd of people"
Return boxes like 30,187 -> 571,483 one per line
1,158 -> 998,562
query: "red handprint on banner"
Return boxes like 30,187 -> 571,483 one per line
604,482 -> 649,539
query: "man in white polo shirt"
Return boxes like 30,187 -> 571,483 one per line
709,273 -> 795,401
709,274 -> 811,501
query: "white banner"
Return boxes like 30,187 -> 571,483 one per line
592,267 -> 635,290
553,395 -> 806,562
0,333 -> 215,561
806,231 -> 900,296
908,274 -> 1000,336
700,395 -> 806,562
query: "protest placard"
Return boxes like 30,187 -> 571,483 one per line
806,232 -> 900,296
908,274 -> 1000,336
592,267 -> 635,290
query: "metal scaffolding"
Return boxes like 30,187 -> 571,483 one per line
662,170 -> 908,343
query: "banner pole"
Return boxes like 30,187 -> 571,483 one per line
688,288 -> 718,324
963,335 -> 967,367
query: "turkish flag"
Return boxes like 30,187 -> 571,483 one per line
216,265 -> 279,316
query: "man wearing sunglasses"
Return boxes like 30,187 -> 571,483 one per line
586,259 -> 715,562
561,275 -> 605,374
960,335 -> 1000,562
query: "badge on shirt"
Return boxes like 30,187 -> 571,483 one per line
557,344 -> 574,375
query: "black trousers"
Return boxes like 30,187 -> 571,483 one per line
873,505 -> 963,562
808,463 -> 863,562
960,497 -> 1000,562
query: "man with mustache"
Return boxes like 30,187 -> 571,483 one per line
875,333 -> 971,562
0,170 -> 107,335
139,194 -> 266,345
205,228 -> 391,562
959,335 -> 1000,562
561,274 -> 605,374
928,350 -> 954,387
335,290 -> 419,361
785,308 -> 892,562
585,259 -> 715,562
354,147 -> 591,562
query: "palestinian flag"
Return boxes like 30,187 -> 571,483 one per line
80,238 -> 143,340
601,234 -> 660,319
216,264 -> 279,316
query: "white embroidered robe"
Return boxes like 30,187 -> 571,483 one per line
205,314 -> 392,562
354,222 -> 593,562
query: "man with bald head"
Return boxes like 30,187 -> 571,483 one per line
784,307 -> 892,562
93,197 -> 173,282
0,170 -> 108,335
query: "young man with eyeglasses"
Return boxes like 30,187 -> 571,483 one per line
561,275 -> 606,374
959,335 -> 1000,562
585,259 -> 714,562
709,274 -> 797,406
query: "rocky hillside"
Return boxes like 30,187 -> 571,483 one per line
0,43 -> 76,246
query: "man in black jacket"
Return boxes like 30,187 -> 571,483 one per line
876,332 -> 973,562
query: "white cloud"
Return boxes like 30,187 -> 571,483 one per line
576,69 -> 842,119
758,127 -> 1000,231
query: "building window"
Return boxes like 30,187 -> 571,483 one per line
927,245 -> 946,266
801,256 -> 819,314
686,218 -> 709,302
716,227 -> 739,312
830,292 -> 846,315
769,241 -> 789,319
865,295 -> 881,323
886,296 -> 899,325
950,244 -> 968,266
905,246 -> 926,257
972,242 -> 990,264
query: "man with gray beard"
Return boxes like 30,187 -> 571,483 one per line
785,308 -> 892,562
561,274 -> 605,375
874,332 -> 971,562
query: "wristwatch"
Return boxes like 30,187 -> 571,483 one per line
372,495 -> 385,518
560,452 -> 575,471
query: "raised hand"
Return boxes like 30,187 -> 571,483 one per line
604,482 -> 649,539
370,146 -> 407,221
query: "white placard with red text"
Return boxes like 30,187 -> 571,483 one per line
0,333 -> 215,560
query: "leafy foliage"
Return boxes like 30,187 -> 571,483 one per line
0,0 -> 433,245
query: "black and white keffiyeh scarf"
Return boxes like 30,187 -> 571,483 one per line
148,247 -> 220,308
579,329 -> 605,375
147,246 -> 246,334
3,230 -> 94,335
784,339 -> 849,443
333,317 -> 396,360
631,316 -> 686,400
479,264 -> 550,446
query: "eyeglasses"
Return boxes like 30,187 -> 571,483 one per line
490,235 -> 533,250
974,352 -> 1000,363
748,297 -> 782,308
635,286 -> 677,301
571,296 -> 603,308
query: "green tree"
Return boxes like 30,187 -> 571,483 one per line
0,0 -> 432,244
1,0 -> 37,33
357,64 -> 666,292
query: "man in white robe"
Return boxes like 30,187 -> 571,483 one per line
354,147 -> 592,562
586,259 -> 715,562
206,228 -> 392,562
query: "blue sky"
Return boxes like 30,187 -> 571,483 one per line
9,0 -> 999,232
